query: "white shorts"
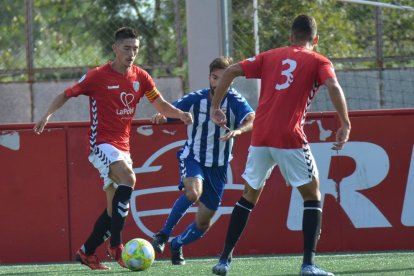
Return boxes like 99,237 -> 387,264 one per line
242,145 -> 319,190
88,143 -> 133,190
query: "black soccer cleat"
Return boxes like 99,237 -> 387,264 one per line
170,243 -> 185,265
151,232 -> 169,254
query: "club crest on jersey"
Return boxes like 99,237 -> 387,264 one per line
133,81 -> 140,92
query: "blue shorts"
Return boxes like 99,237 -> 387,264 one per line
178,158 -> 227,211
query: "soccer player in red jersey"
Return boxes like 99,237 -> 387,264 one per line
210,15 -> 351,276
33,27 -> 192,270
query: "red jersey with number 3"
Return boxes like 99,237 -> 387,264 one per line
64,62 -> 160,151
240,46 -> 336,148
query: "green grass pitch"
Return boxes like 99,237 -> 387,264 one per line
1,251 -> 413,275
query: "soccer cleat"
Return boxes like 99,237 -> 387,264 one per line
300,264 -> 335,276
170,242 -> 185,265
212,258 -> 231,276
151,231 -> 169,254
75,249 -> 110,270
107,244 -> 127,268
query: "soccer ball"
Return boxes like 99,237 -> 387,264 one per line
122,238 -> 155,271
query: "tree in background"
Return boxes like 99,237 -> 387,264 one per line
0,0 -> 413,82
0,0 -> 185,81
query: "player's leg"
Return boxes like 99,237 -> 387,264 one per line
107,159 -> 135,245
276,145 -> 333,275
76,205 -> 112,270
213,184 -> 262,271
297,177 -> 322,263
76,144 -> 127,270
297,178 -> 332,275
169,202 -> 215,265
213,146 -> 273,275
152,159 -> 202,253
171,164 -> 226,265
106,158 -> 135,267
81,202 -> 112,255
169,175 -> 204,233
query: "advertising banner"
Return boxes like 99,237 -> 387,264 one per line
1,109 -> 413,263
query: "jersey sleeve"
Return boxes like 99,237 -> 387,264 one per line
165,92 -> 197,122
140,69 -> 160,103
64,71 -> 93,97
173,92 -> 197,112
239,53 -> 264,79
317,56 -> 337,85
228,89 -> 255,127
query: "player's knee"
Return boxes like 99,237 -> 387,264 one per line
122,172 -> 136,187
299,178 -> 321,201
243,186 -> 261,205
185,189 -> 200,203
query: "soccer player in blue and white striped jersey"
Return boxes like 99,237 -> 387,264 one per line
150,57 -> 255,265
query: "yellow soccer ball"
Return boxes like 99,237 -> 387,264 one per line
122,238 -> 155,271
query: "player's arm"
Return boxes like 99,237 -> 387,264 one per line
210,63 -> 245,128
220,112 -> 255,141
151,94 -> 193,125
324,77 -> 351,150
33,91 -> 70,134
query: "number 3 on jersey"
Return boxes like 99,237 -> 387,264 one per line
275,59 -> 297,91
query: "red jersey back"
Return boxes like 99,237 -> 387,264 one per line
64,62 -> 159,151
240,46 -> 336,148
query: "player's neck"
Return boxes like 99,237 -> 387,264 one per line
111,61 -> 130,75
291,42 -> 314,51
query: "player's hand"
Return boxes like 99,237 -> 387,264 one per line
220,129 -> 241,141
33,116 -> 50,135
179,112 -> 193,125
332,125 -> 350,151
210,108 -> 230,130
151,113 -> 167,125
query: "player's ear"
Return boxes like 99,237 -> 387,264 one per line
312,35 -> 319,47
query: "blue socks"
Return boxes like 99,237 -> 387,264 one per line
161,194 -> 193,236
171,222 -> 205,249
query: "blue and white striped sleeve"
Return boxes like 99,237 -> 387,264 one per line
228,88 -> 254,126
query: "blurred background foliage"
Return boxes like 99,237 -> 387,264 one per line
0,0 -> 413,83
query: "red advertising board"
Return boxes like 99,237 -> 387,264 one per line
0,109 -> 413,264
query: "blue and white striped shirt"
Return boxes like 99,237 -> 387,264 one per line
172,87 -> 254,167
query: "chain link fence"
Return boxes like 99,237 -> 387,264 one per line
0,0 -> 185,82
229,0 -> 414,110
0,0 -> 413,112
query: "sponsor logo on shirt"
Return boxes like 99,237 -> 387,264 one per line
116,92 -> 135,116
107,85 -> 120,89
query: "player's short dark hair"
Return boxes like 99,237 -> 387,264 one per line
291,14 -> 317,42
209,56 -> 233,74
114,27 -> 138,42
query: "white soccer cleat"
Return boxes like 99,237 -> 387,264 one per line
212,259 -> 231,276
300,264 -> 334,276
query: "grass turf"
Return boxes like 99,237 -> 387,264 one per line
1,251 -> 413,275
